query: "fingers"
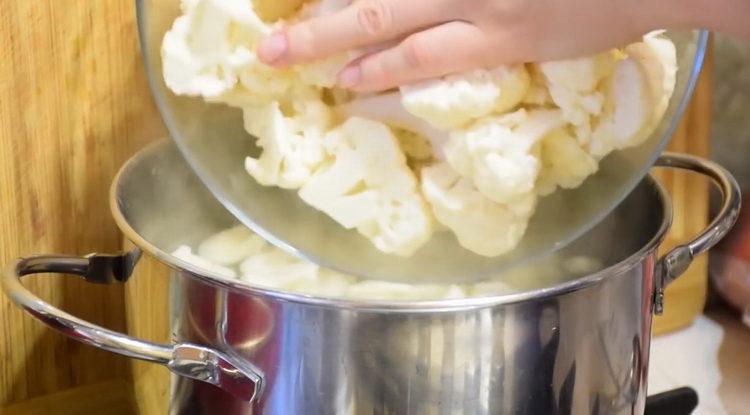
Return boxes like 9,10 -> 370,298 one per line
337,21 -> 489,92
258,0 -> 456,66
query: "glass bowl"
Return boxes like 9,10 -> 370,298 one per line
135,0 -> 708,284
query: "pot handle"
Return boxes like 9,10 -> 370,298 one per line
1,250 -> 263,403
653,152 -> 742,314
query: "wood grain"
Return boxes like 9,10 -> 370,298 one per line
0,0 -> 165,407
652,39 -> 713,335
1,380 -> 135,415
123,241 -> 172,415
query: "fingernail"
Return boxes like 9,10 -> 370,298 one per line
337,66 -> 362,88
258,32 -> 288,64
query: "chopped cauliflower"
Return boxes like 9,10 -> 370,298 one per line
588,56 -> 653,158
588,32 -> 678,157
444,109 -> 565,206
536,129 -> 599,196
161,0 -> 281,102
537,52 -> 618,143
243,100 -> 330,188
173,245 -> 237,278
299,118 -> 433,256
336,92 -> 450,159
239,248 -> 320,288
163,0 -> 678,261
162,0 -> 353,106
197,226 -> 267,265
170,224 -> 604,300
401,65 -> 531,130
421,163 -> 533,257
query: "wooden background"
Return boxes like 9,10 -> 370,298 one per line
0,1 -> 167,413
0,1 -> 713,413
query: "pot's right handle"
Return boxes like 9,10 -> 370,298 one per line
653,152 -> 742,314
1,251 -> 263,403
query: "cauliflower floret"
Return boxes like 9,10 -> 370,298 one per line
588,32 -> 678,158
197,225 -> 267,265
164,0 -> 679,260
173,245 -> 237,278
174,224 -> 610,299
537,52 -> 618,143
239,248 -> 320,289
588,57 -> 653,158
243,100 -> 330,188
536,129 -> 599,196
234,237 -> 358,296
337,92 -> 450,159
299,118 -> 433,256
401,65 -> 531,130
444,109 -> 565,206
630,31 -> 677,125
421,163 -> 534,257
163,0 -> 354,107
162,0 -> 277,100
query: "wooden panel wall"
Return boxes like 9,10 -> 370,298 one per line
124,246 -> 171,415
0,0 -> 164,408
652,39 -> 713,334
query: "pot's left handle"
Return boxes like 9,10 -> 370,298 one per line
1,250 -> 263,403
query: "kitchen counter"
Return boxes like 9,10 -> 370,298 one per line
649,302 -> 750,415
709,305 -> 750,414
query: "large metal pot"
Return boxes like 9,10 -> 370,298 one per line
2,141 -> 740,414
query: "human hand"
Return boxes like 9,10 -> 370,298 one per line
257,0 -> 681,92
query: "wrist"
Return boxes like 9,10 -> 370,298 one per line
637,0 -> 707,32
648,0 -> 750,40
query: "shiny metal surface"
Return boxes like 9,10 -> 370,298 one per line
1,141 -> 740,414
1,253 -> 263,403
135,0 -> 710,284
169,268 -> 653,414
652,153 -> 742,314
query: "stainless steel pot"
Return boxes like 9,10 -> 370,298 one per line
2,141 -> 740,415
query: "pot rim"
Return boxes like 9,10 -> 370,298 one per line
111,140 -> 672,312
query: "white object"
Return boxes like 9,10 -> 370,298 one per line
648,316 -> 727,415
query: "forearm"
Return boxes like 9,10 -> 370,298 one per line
702,0 -> 750,40
659,0 -> 750,40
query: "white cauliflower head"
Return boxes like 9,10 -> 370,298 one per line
336,92 -> 450,159
243,99 -> 330,188
401,65 -> 531,130
444,109 -> 565,206
537,52 -> 618,143
197,225 -> 267,265
173,245 -> 238,278
239,248 -> 320,289
162,0 -> 280,100
299,117 -> 434,256
163,0 -> 679,261
588,32 -> 677,157
421,163 -> 534,257
536,129 -> 599,196
163,0 -> 358,106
